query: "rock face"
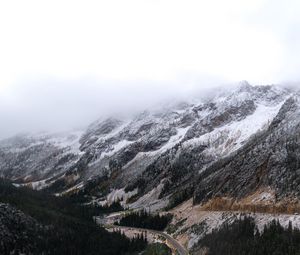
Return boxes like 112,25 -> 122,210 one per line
0,131 -> 83,181
194,94 -> 300,204
1,83 -> 300,209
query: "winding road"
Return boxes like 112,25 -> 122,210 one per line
107,225 -> 189,255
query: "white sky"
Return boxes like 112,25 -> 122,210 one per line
0,0 -> 300,138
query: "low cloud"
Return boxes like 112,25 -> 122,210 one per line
0,76 -> 228,139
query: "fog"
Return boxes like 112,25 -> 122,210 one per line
0,76 -> 228,139
1,0 -> 300,139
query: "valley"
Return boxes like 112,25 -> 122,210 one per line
1,83 -> 300,254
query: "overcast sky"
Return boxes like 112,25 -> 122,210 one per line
0,0 -> 300,139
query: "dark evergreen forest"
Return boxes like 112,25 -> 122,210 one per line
0,179 -> 147,255
116,210 -> 172,231
196,216 -> 300,255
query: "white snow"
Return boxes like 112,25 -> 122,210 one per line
45,130 -> 84,154
118,126 -> 190,170
147,126 -> 190,156
251,191 -> 274,203
12,176 -> 60,190
7,142 -> 45,153
105,188 -> 138,205
30,178 -> 55,190
93,188 -> 139,207
183,101 -> 285,158
88,140 -> 134,167
56,181 -> 84,196
129,182 -> 169,212
95,121 -> 130,144
101,140 -> 133,158
8,130 -> 84,155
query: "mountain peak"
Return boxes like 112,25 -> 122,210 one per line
238,80 -> 252,92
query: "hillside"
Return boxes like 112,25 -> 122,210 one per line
1,83 -> 300,253
0,179 -> 146,255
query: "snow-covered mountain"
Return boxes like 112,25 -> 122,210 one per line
1,82 -> 299,211
0,131 -> 83,185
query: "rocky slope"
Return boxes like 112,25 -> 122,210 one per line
1,82 -> 299,212
167,199 -> 300,251
194,92 -> 300,207
0,131 -> 83,189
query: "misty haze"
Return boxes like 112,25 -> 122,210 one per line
1,1 -> 300,255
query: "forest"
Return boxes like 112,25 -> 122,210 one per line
195,216 -> 300,255
116,210 -> 172,231
0,179 -> 147,255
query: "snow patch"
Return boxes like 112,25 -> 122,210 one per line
56,181 -> 84,196
106,188 -> 138,206
95,121 -> 130,144
147,126 -> 190,156
129,182 -> 169,212
45,131 -> 84,154
101,140 -> 133,158
184,102 -> 285,157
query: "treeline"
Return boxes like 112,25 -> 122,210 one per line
85,200 -> 124,215
0,178 -> 147,255
164,185 -> 194,210
116,210 -> 172,231
142,243 -> 172,255
113,229 -> 147,253
200,196 -> 300,215
195,216 -> 300,255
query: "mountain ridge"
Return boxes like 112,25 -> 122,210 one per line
1,83 -> 299,213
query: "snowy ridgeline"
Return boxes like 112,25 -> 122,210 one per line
0,83 -> 298,202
